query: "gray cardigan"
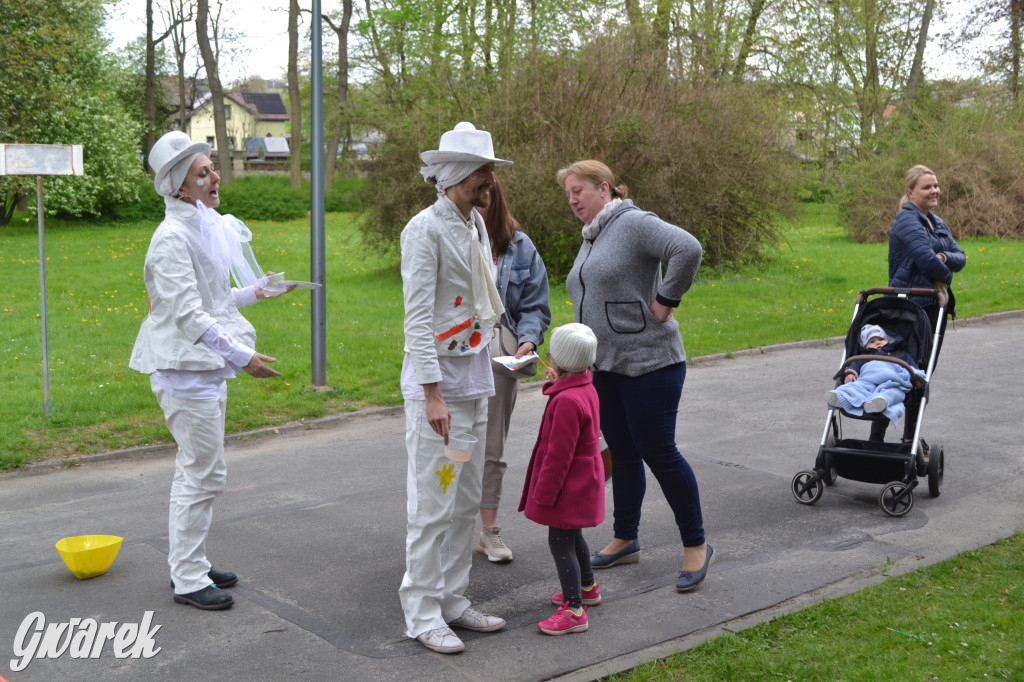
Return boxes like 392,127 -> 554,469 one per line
566,200 -> 702,376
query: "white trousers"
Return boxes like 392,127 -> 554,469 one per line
399,397 -> 487,638
152,377 -> 227,595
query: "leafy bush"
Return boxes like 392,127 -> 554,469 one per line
839,88 -> 1024,242
108,173 -> 365,224
1,1 -> 149,222
218,175 -> 309,222
324,174 -> 366,212
359,31 -> 797,278
109,174 -> 165,223
795,173 -> 838,203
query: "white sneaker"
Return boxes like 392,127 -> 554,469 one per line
864,396 -> 888,413
477,526 -> 513,563
826,391 -> 841,409
449,605 -> 505,632
416,625 -> 465,654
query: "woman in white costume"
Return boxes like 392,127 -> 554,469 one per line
130,131 -> 292,611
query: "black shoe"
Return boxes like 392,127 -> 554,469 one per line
171,567 -> 239,590
173,585 -> 234,611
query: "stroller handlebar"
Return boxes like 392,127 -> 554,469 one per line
836,354 -> 926,389
856,286 -> 948,308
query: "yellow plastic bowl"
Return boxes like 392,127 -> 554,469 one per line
55,535 -> 123,580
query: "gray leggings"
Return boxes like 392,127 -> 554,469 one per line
548,527 -> 594,609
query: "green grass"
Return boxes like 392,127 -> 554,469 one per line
1,203 -> 1021,467
609,532 -> 1024,681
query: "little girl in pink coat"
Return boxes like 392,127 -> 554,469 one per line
519,323 -> 604,635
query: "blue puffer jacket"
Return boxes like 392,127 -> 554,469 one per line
888,202 -> 966,317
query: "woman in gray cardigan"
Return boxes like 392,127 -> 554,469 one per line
557,160 -> 713,592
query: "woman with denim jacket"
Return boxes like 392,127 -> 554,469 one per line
557,160 -> 713,593
474,176 -> 551,562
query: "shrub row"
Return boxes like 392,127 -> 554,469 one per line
359,30 -> 798,279
109,173 -> 365,225
839,86 -> 1024,242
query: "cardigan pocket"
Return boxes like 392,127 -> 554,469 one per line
604,301 -> 647,334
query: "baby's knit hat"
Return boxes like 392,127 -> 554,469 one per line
859,324 -> 890,348
549,323 -> 597,374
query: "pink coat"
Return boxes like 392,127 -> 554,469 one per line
518,371 -> 605,529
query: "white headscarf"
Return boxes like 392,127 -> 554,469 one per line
158,152 -> 203,198
420,161 -> 482,194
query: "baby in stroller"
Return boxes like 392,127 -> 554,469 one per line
826,323 -> 923,427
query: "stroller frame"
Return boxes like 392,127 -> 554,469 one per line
792,287 -> 948,516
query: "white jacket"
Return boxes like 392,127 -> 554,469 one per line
401,195 -> 501,386
129,198 -> 257,374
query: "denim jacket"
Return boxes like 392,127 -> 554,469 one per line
495,231 -> 551,349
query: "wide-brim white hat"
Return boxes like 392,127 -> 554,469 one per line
420,122 -> 513,167
149,131 -> 211,196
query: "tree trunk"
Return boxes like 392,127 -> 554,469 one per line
624,0 -> 641,25
324,0 -> 353,193
196,0 -> 233,183
145,0 -> 157,158
1011,0 -> 1022,101
654,0 -> 672,57
171,0 -> 189,133
860,0 -> 882,146
902,0 -> 934,117
288,0 -> 302,188
733,0 -> 767,83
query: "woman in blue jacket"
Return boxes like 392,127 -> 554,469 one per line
888,165 -> 966,348
875,165 -> 966,444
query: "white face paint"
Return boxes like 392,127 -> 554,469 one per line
196,179 -> 206,187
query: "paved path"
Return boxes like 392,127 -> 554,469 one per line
2,312 -> 1022,681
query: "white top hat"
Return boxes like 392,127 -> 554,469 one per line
149,131 -> 211,197
420,122 -> 512,167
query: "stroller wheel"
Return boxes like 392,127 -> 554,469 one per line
879,482 -> 914,517
791,471 -> 823,505
927,444 -> 944,498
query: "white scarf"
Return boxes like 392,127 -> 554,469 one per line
468,210 -> 505,325
581,197 -> 623,241
196,201 -> 265,288
420,161 -> 481,193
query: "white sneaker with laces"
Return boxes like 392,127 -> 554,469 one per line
416,625 -> 465,654
449,605 -> 505,632
477,526 -> 513,563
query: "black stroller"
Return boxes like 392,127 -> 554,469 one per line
791,287 -> 947,516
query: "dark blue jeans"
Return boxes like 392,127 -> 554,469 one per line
593,363 -> 705,547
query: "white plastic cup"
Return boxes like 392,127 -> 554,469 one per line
262,272 -> 288,296
444,432 -> 477,462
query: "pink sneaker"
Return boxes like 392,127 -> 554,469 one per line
538,602 -> 589,636
550,582 -> 602,606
